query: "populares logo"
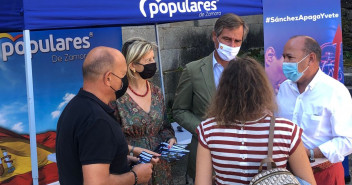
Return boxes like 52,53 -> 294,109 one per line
140,0 -> 218,18
0,33 -> 91,62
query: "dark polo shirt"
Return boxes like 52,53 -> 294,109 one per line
56,88 -> 129,185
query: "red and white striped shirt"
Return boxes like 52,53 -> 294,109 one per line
196,116 -> 302,185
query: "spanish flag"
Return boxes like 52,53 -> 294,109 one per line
0,128 -> 58,185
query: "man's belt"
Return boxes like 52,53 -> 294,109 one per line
312,161 -> 334,173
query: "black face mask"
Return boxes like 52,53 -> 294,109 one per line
110,75 -> 128,100
138,62 -> 157,79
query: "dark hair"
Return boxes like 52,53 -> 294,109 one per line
214,13 -> 249,40
206,57 -> 277,125
290,35 -> 322,62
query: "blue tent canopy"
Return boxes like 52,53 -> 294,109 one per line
0,0 -> 262,32
0,1 -> 262,184
0,0 -> 24,32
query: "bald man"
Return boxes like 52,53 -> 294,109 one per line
56,47 -> 153,185
276,36 -> 352,184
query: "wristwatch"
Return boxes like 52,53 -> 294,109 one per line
309,149 -> 315,163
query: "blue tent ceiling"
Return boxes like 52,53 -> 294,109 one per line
0,0 -> 24,32
0,0 -> 262,32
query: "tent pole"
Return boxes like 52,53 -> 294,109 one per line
154,24 -> 166,102
23,30 -> 39,185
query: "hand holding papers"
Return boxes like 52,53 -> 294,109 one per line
154,142 -> 189,162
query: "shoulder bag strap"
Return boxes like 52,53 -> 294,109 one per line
267,116 -> 276,170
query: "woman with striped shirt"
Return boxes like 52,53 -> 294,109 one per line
195,57 -> 316,185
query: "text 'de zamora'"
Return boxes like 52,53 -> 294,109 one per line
52,53 -> 87,63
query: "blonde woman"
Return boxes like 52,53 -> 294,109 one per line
111,37 -> 176,185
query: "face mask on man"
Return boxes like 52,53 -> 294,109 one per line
137,62 -> 157,79
216,38 -> 240,61
282,54 -> 310,82
110,74 -> 128,100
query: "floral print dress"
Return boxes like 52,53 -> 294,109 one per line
112,82 -> 175,185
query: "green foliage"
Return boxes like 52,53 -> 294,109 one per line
238,48 -> 265,66
166,101 -> 174,123
344,50 -> 352,67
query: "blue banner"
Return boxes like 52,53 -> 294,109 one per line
263,0 -> 344,93
0,27 -> 121,183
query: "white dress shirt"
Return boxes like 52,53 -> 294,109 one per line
212,54 -> 224,88
276,69 -> 352,163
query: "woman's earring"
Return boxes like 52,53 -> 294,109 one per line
132,68 -> 136,73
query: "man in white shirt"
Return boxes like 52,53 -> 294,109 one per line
276,35 -> 352,184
